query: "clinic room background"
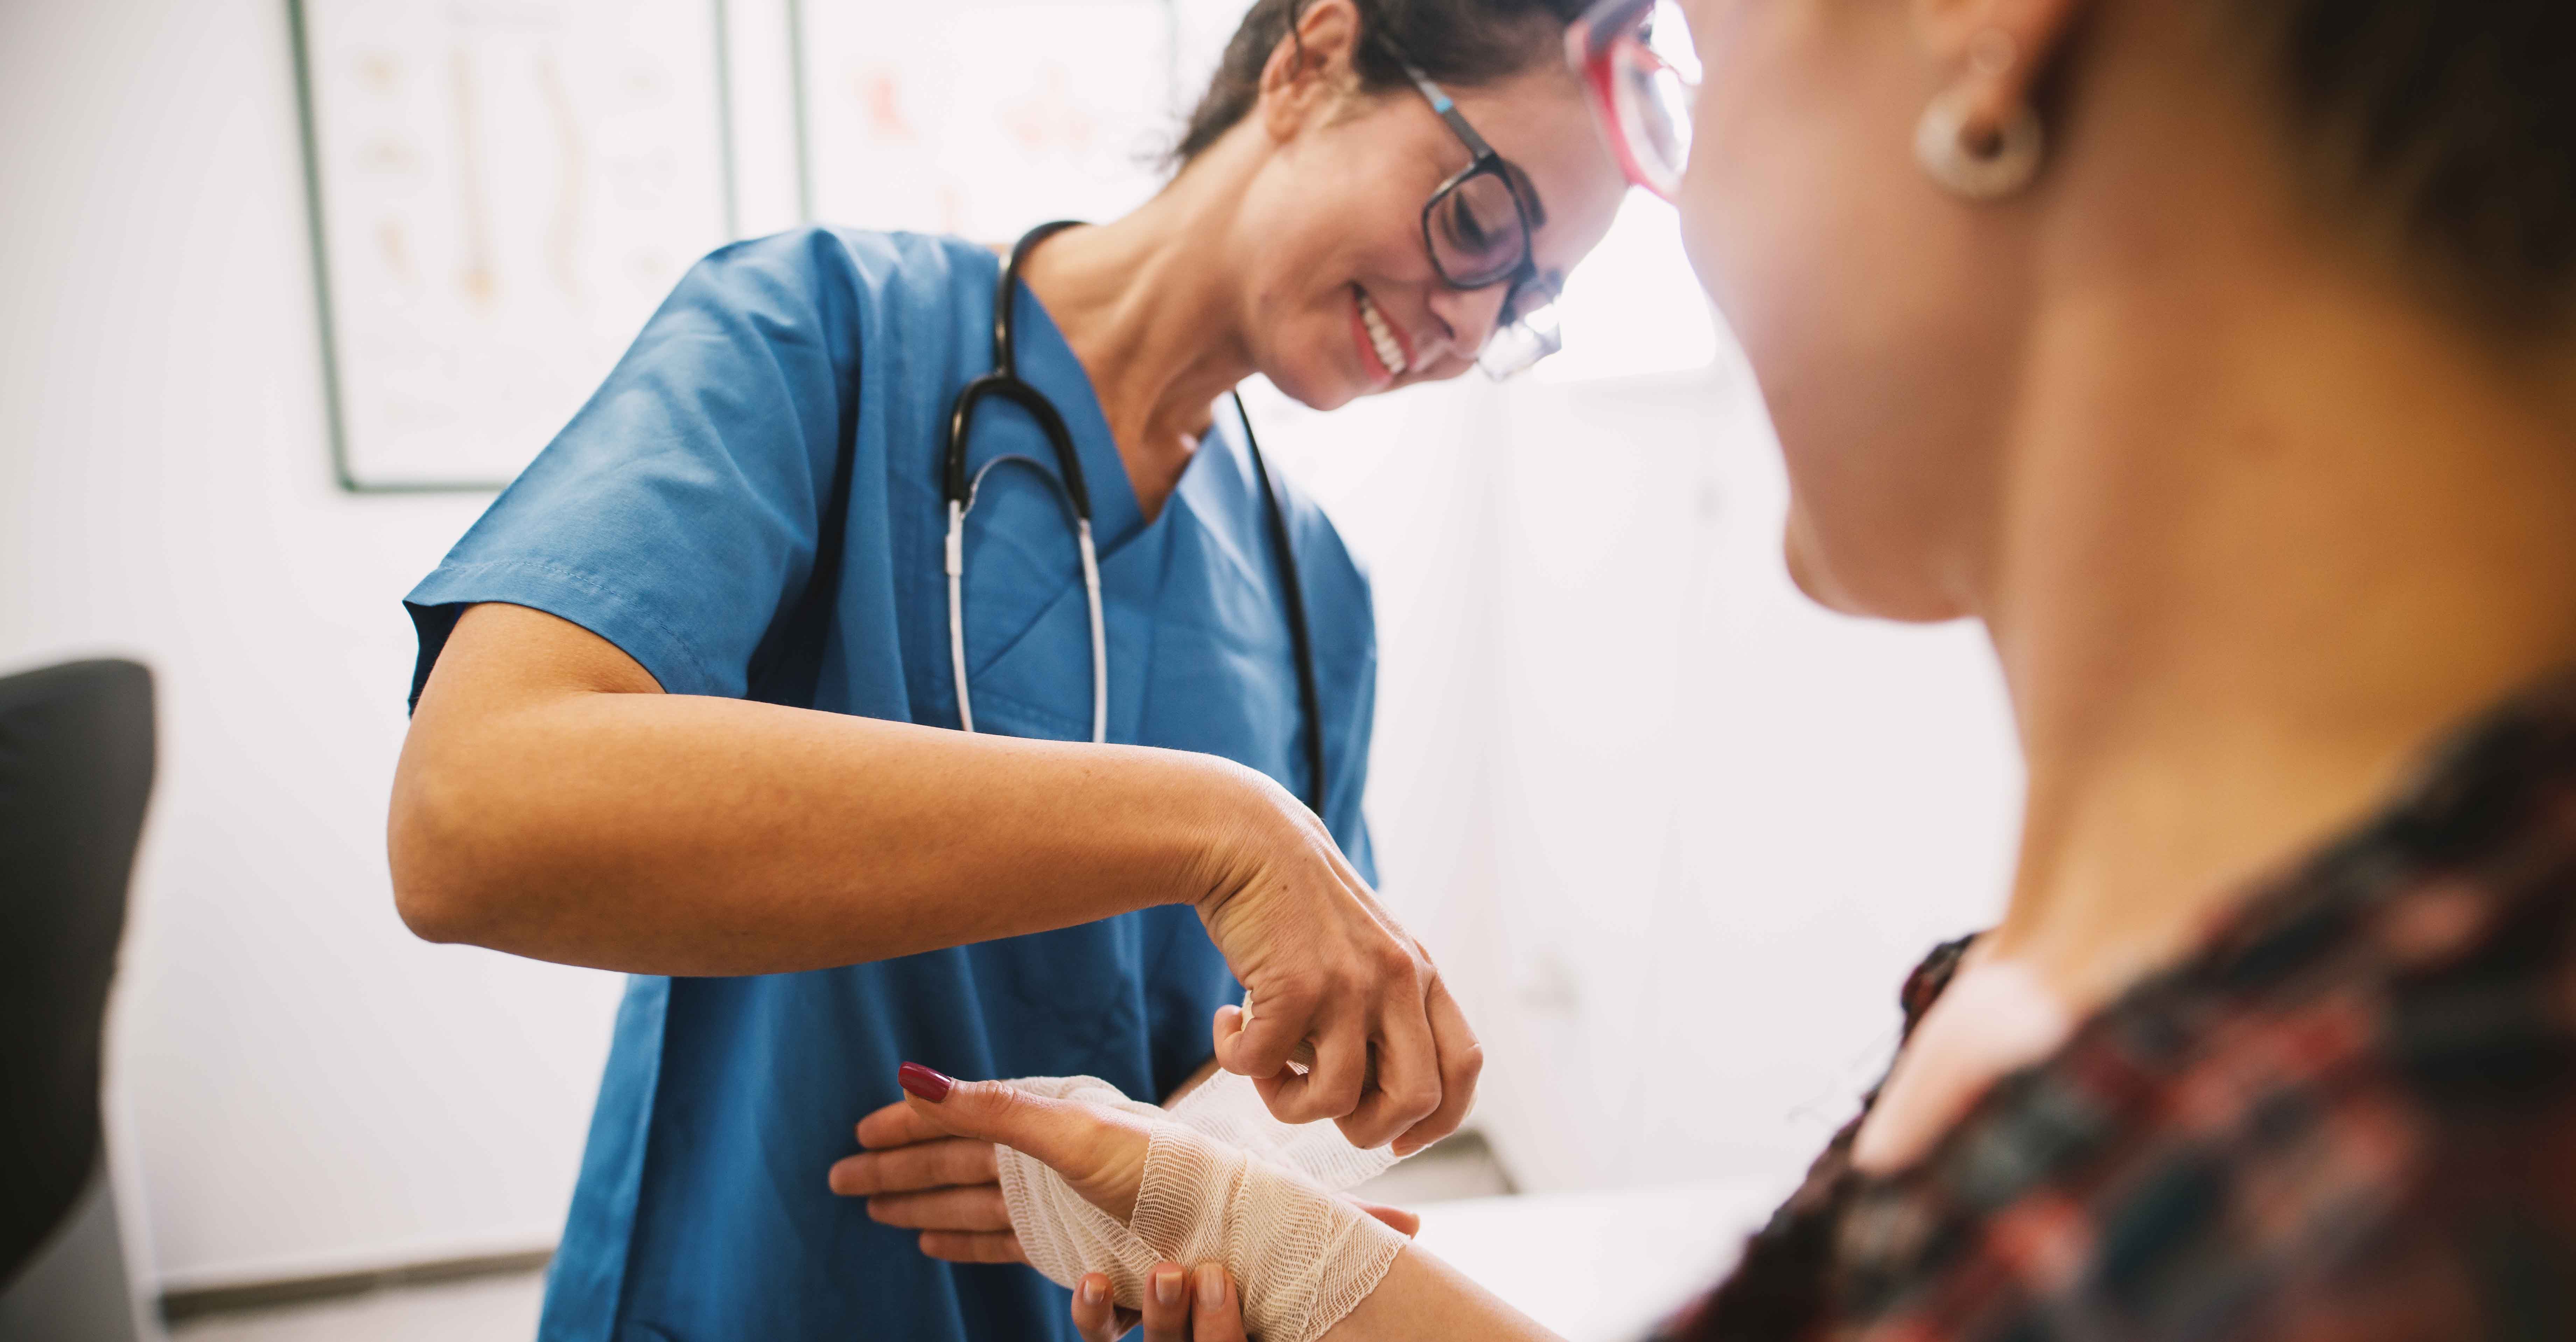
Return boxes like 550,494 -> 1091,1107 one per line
1,0 -> 2018,1336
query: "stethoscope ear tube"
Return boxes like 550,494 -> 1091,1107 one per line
945,470 -> 1108,745
943,498 -> 979,735
1075,519 -> 1108,746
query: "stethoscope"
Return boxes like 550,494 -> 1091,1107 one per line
942,221 -> 1329,816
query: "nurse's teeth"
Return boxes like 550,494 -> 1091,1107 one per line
1357,291 -> 1409,377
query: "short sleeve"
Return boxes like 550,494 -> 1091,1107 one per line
404,229 -> 867,706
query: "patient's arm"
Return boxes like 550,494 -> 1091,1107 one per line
1320,1245 -> 1563,1342
890,1068 -> 1566,1342
827,1056 -> 1230,1265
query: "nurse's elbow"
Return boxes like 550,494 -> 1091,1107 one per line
387,757 -> 517,946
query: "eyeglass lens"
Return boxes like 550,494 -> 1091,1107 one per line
1428,168 -> 1529,288
1616,3 -> 1699,192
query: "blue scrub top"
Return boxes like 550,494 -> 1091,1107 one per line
403,226 -> 1380,1342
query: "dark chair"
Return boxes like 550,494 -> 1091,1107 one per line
0,659 -> 154,1339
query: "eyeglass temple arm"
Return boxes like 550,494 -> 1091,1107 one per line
1570,0 -> 1658,63
1393,56 -> 1500,161
1390,51 -> 1553,233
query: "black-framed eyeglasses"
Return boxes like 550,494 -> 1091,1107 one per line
1385,46 -> 1566,379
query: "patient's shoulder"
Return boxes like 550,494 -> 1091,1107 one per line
1830,670 -> 2576,1335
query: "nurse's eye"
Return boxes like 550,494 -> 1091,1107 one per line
1445,198 -> 1494,254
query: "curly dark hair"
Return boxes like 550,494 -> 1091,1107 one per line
1169,0 -> 1588,166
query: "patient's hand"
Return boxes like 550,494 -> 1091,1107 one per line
1070,1263 -> 1247,1342
828,1098 -> 1025,1264
836,1074 -> 1420,1267
878,1070 -> 1422,1233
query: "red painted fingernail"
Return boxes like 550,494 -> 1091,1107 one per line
897,1062 -> 954,1102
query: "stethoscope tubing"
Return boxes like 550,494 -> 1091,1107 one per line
943,221 -> 1326,815
944,221 -> 1106,743
941,485 -> 1107,743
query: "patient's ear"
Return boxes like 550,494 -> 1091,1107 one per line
1907,0 -> 2087,127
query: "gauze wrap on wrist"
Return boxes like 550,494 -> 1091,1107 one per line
994,1072 -> 1410,1342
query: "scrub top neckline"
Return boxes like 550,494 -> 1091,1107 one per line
987,247 -> 1239,561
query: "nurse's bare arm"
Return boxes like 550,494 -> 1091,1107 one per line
391,602 -> 1479,1149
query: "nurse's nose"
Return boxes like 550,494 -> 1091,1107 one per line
1424,282 -> 1514,369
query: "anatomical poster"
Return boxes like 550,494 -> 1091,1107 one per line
796,0 -> 1209,245
292,0 -> 732,489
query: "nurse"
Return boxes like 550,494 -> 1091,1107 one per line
388,0 -> 1623,1338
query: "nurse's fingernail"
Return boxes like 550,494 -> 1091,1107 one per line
1154,1265 -> 1184,1307
1196,1263 -> 1226,1306
1079,1276 -> 1107,1306
897,1062 -> 955,1103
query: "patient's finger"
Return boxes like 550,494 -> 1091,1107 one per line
856,1098 -> 953,1149
1069,1273 -> 1120,1342
828,1137 -> 998,1196
1141,1262 -> 1190,1342
897,1069 -> 1155,1223
913,1230 -> 1026,1265
1192,1263 -> 1248,1342
862,1185 -> 1011,1232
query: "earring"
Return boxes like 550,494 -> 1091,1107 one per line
1913,31 -> 2045,201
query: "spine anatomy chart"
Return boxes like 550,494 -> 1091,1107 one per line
797,0 -> 1246,242
296,0 -> 729,488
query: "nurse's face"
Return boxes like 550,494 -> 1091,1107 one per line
1233,56 -> 1626,410
1671,0 -> 2027,623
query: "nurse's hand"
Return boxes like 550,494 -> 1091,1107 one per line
828,1099 -> 1023,1265
1195,770 -> 1482,1153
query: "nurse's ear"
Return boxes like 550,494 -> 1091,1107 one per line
1256,0 -> 1366,145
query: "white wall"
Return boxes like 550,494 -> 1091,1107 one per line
1253,353 -> 2022,1201
0,0 -> 624,1297
0,0 -> 2023,1301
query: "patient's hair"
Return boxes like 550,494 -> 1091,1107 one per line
1171,0 -> 1584,166
2230,0 -> 2576,330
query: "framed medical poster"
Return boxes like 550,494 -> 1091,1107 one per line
793,0 -> 1243,242
289,0 -> 736,491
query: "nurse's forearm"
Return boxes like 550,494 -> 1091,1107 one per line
390,603 -> 1286,976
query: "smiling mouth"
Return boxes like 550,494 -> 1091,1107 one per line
1353,287 -> 1412,381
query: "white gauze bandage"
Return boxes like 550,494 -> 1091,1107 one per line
994,1070 -> 1410,1342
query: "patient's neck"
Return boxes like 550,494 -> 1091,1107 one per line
1016,145 -> 1265,522
1982,227 -> 2576,1014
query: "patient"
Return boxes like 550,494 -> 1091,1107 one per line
834,0 -> 2576,1336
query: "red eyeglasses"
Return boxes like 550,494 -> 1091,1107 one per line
1566,0 -> 1701,201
